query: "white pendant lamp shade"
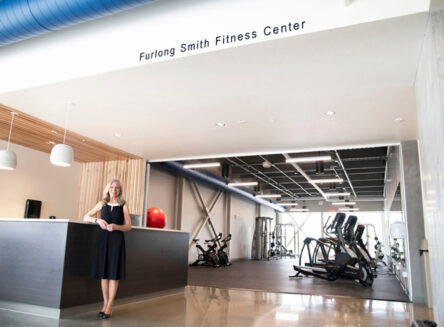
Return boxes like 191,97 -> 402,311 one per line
1,112 -> 17,171
50,144 -> 73,167
0,150 -> 17,170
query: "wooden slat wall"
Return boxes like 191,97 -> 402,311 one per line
1,103 -> 140,162
78,159 -> 144,218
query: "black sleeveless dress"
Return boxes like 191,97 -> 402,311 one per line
91,204 -> 126,280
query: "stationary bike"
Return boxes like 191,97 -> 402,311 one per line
217,234 -> 232,266
190,236 -> 220,268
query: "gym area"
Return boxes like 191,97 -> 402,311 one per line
188,215 -> 408,303
148,145 -> 430,307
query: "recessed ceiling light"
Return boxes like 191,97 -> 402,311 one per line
324,111 -> 336,116
339,208 -> 359,211
278,203 -> 298,206
394,117 -> 404,123
289,208 -> 309,212
237,120 -> 248,124
50,130 -> 57,134
216,122 -> 226,127
48,141 -> 55,145
81,139 -> 86,143
114,133 -> 121,137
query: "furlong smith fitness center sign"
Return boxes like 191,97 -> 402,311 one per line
138,20 -> 306,62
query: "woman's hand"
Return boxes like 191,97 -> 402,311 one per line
97,219 -> 108,230
107,224 -> 118,232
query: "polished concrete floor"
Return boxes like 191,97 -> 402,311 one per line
0,286 -> 433,327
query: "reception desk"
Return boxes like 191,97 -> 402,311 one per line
0,219 -> 188,317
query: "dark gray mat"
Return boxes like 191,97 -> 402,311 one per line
188,258 -> 409,302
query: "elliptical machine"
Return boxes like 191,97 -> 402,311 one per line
291,213 -> 374,287
355,224 -> 377,269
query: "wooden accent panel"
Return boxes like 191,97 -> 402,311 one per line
0,103 -> 140,162
78,159 -> 144,216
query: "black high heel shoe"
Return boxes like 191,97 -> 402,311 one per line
98,311 -> 105,318
101,312 -> 112,319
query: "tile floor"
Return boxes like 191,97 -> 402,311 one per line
0,286 -> 433,327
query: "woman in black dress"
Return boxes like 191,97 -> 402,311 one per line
83,179 -> 132,319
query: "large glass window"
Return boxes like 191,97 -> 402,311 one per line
280,212 -> 323,262
352,211 -> 384,251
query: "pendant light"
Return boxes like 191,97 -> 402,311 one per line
0,112 -> 17,170
50,102 -> 74,167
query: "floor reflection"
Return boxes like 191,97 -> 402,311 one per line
184,286 -> 432,327
0,286 -> 433,327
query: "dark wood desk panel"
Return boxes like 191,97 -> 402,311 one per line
60,223 -> 189,308
0,221 -> 67,308
0,220 -> 189,310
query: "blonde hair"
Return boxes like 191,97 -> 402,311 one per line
102,179 -> 126,205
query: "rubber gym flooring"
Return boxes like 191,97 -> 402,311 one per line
188,258 -> 410,302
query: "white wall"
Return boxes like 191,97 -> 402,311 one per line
0,0 -> 429,93
0,140 -> 81,219
399,140 -> 427,303
230,195 -> 256,260
146,166 -> 177,229
415,9 -> 444,324
259,204 -> 276,218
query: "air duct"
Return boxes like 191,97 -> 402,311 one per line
0,0 -> 158,47
155,161 -> 285,212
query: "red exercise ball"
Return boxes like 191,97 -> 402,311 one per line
146,207 -> 166,228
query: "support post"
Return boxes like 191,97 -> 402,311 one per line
225,193 -> 232,257
400,140 -> 427,303
174,176 -> 184,230
141,161 -> 150,227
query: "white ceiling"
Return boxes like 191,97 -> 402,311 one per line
0,12 -> 428,161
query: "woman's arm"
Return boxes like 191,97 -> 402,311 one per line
108,204 -> 132,232
83,202 -> 108,229
83,202 -> 102,222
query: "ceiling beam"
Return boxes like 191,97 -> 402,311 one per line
335,150 -> 357,198
341,155 -> 387,162
283,153 -> 327,199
